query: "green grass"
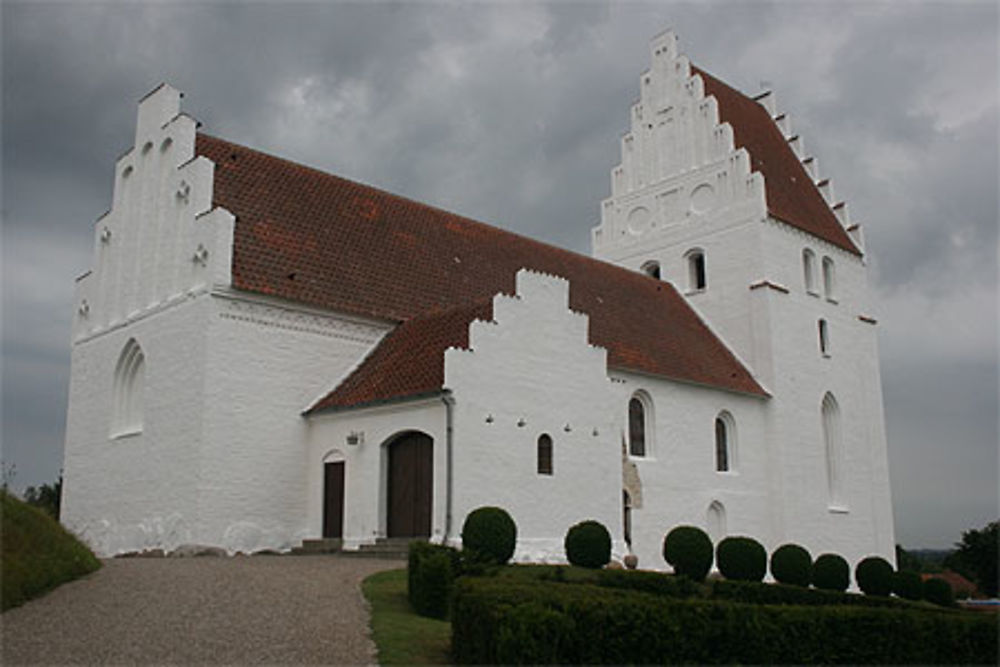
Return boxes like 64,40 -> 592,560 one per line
1,490 -> 101,611
362,568 -> 451,665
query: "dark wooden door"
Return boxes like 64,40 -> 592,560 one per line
323,462 -> 345,538
387,433 -> 433,538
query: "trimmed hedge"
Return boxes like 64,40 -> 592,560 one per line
407,541 -> 461,619
564,520 -> 612,569
596,568 -> 701,599
812,553 -> 850,592
716,536 -> 767,582
710,579 -> 929,611
923,578 -> 954,607
452,577 -> 998,665
461,506 -> 516,565
770,543 -> 812,587
855,556 -> 894,596
893,570 -> 924,601
663,525 -> 713,581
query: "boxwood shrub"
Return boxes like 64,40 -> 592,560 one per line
769,543 -> 812,587
461,506 -> 516,564
662,525 -> 713,582
451,577 -> 998,665
855,556 -> 894,596
564,520 -> 611,569
812,553 -> 850,592
922,578 -> 954,607
407,541 -> 461,619
716,536 -> 767,582
893,570 -> 924,601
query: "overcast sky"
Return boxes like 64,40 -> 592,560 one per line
2,1 -> 996,549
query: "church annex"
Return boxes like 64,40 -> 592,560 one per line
62,32 -> 895,570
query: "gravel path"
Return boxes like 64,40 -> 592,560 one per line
1,555 -> 399,665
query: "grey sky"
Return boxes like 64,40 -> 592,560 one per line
2,1 -> 996,549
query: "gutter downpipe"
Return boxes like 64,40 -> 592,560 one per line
441,390 -> 455,546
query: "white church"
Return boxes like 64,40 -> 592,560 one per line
62,31 -> 896,570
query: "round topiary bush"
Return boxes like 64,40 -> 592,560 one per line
855,556 -> 894,596
461,506 -> 516,564
662,525 -> 713,582
716,536 -> 767,582
892,570 -> 923,601
770,543 -> 812,587
564,520 -> 612,569
923,577 -> 954,607
811,553 -> 849,592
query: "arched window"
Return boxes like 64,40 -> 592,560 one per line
822,256 -> 836,300
803,249 -> 817,294
537,434 -> 553,475
715,411 -> 735,472
686,249 -> 707,291
707,500 -> 727,543
822,393 -> 844,508
819,319 -> 830,355
641,260 -> 661,280
628,393 -> 653,457
112,338 -> 145,436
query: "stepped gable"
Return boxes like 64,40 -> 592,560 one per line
308,299 -> 494,412
196,133 -> 767,399
693,66 -> 861,256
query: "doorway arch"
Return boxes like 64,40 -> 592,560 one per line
385,431 -> 433,538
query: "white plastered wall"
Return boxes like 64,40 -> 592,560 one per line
444,270 -> 624,563
613,370 -> 769,571
63,84 -> 394,555
592,31 -> 895,572
63,85 -> 234,555
194,292 -> 390,553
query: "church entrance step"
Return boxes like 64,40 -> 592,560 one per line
290,538 -> 343,555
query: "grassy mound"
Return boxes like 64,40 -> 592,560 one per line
1,490 -> 101,610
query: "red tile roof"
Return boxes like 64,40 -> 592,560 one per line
309,299 -> 494,412
693,66 -> 861,256
196,133 -> 768,406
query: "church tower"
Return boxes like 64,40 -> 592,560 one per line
593,31 -> 895,563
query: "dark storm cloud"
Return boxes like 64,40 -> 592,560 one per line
2,1 -> 996,548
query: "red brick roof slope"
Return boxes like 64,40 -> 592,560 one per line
196,133 -> 767,399
309,299 -> 494,412
693,66 -> 861,256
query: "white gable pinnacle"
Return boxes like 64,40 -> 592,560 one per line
135,83 -> 182,146
72,83 -> 235,342
592,32 -> 765,256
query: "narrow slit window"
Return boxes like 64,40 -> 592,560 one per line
819,319 -> 830,355
803,249 -> 817,293
537,434 -> 553,475
822,256 -> 836,300
687,250 -> 706,291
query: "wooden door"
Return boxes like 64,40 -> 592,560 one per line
323,461 -> 345,538
387,433 -> 433,537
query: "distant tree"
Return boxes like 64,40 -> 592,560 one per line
895,544 -> 923,572
23,475 -> 62,520
944,521 -> 998,597
1,461 -> 15,492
